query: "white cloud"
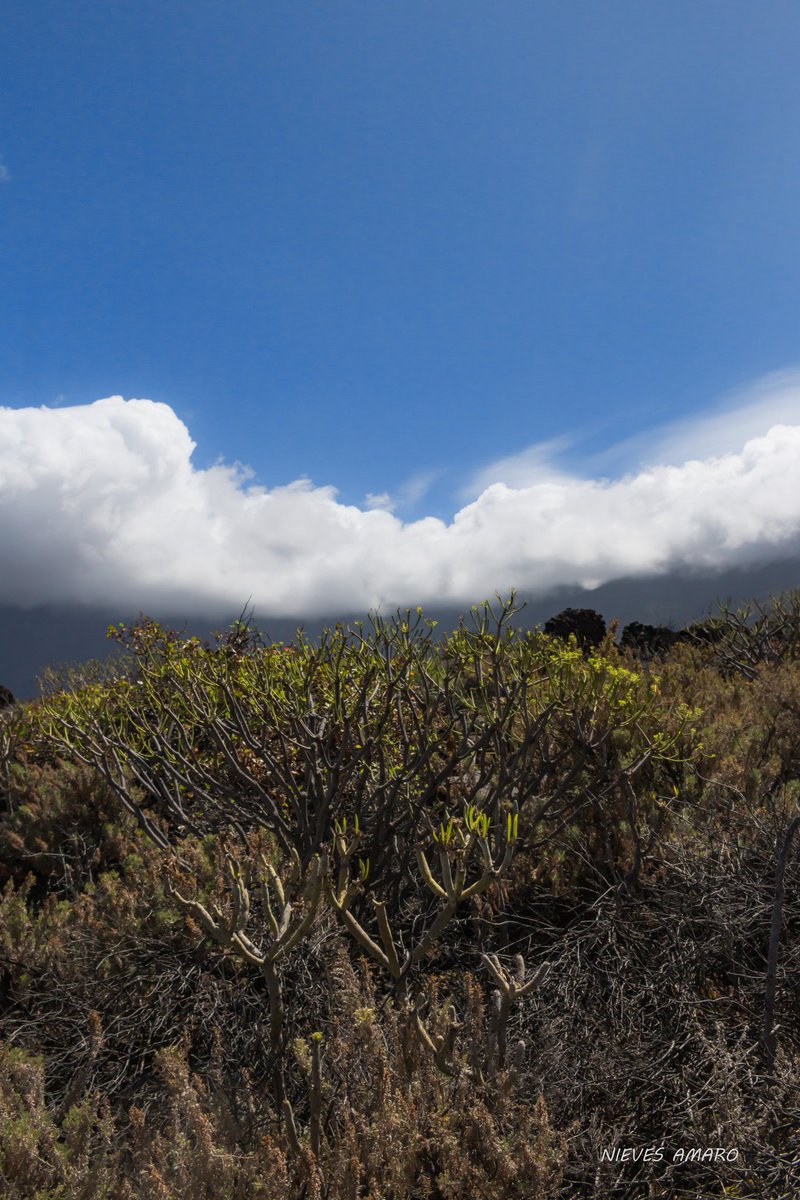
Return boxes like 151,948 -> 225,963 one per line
2,385 -> 800,619
364,491 -> 395,512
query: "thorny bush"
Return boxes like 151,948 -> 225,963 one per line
0,593 -> 798,1197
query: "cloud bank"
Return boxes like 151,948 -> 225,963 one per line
2,382 -> 800,619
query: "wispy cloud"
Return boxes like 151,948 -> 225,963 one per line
0,159 -> 10,183
2,377 -> 800,618
459,434 -> 577,502
365,469 -> 440,514
587,368 -> 800,477
459,370 -> 800,498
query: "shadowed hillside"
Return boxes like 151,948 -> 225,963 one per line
2,555 -> 799,700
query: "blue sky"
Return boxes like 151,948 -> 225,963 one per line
2,1 -> 800,618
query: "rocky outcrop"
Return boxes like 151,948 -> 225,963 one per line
543,608 -> 606,650
0,685 -> 15,709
